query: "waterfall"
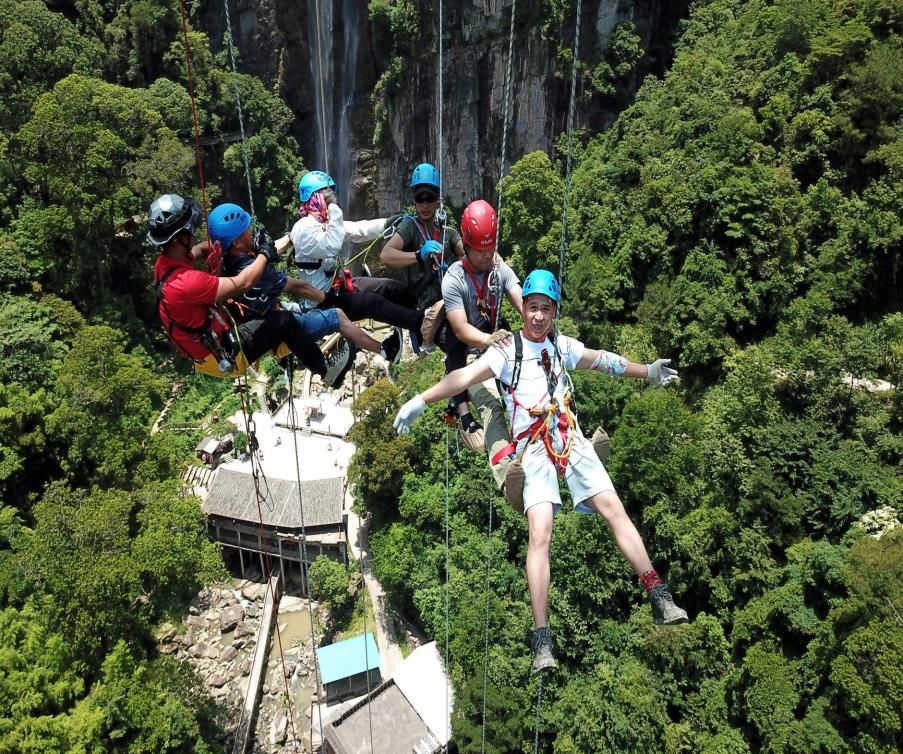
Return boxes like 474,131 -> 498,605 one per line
306,0 -> 360,212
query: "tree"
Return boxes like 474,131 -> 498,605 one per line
47,324 -> 167,489
308,555 -> 353,614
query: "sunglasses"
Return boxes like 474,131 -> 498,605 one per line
414,193 -> 439,204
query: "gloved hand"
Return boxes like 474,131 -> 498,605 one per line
419,239 -> 443,260
256,229 -> 280,263
321,188 -> 338,207
645,358 -> 679,387
486,329 -> 513,347
394,395 -> 427,435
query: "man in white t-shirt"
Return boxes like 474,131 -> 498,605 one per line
393,269 -> 689,673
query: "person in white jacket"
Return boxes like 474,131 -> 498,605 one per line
286,170 -> 431,344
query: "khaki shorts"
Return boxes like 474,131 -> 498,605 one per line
520,431 -> 615,515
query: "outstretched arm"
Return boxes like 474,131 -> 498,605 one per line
576,348 -> 679,385
394,358 -> 495,434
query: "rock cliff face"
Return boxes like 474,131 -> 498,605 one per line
203,0 -> 687,216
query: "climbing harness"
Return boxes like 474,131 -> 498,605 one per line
461,257 -> 503,333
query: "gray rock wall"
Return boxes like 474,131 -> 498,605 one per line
202,0 -> 688,216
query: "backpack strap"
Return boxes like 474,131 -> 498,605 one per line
510,330 -> 524,392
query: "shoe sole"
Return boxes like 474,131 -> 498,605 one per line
532,657 -> 558,673
654,613 -> 689,626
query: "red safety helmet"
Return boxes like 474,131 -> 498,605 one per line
460,199 -> 498,252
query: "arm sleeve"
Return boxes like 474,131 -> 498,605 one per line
499,262 -> 520,291
481,342 -> 510,382
442,268 -> 466,312
343,217 -> 387,243
559,335 -> 585,370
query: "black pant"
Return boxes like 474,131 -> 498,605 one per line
322,286 -> 423,331
238,311 -> 326,375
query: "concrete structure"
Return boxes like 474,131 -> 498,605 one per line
316,633 -> 381,705
320,642 -> 452,754
203,468 -> 346,592
232,575 -> 281,754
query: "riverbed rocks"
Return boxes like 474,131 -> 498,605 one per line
161,581 -> 322,753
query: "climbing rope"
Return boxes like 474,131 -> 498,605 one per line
177,0 -> 211,225
312,0 -> 330,173
533,673 -> 544,754
222,0 -> 256,214
496,0 -> 518,237
284,362 -> 327,749
558,0 -> 583,297
234,374 -> 302,747
479,486 -> 495,753
444,424 -> 451,726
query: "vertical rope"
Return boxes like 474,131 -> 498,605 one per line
177,0 -> 210,226
444,424 -> 451,726
313,0 -> 330,172
222,0 -> 256,214
235,378 -> 301,747
496,0 -> 518,238
437,0 -> 445,204
533,673 -> 544,754
285,363 -> 325,749
479,488 -> 495,753
559,0 -> 583,298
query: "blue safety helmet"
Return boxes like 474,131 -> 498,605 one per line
410,163 -> 440,191
522,269 -> 560,303
298,170 -> 336,203
208,203 -> 252,251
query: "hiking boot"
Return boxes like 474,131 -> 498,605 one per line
649,584 -> 689,625
532,627 -> 557,673
458,412 -> 485,452
420,300 -> 445,347
504,460 -> 526,515
324,339 -> 357,389
591,426 -> 610,464
380,328 -> 402,364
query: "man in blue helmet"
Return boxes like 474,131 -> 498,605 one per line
150,194 -> 352,387
211,202 -> 403,367
288,170 -> 431,352
380,163 -> 465,353
392,269 -> 689,673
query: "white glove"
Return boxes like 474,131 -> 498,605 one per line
394,395 -> 426,435
645,359 -> 679,387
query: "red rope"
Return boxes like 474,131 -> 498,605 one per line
178,2 -> 300,743
177,0 -> 210,241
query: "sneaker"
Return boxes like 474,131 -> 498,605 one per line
532,626 -> 557,673
380,328 -> 402,364
504,460 -> 525,514
458,412 -> 485,452
420,300 -> 445,347
324,339 -> 357,389
649,584 -> 689,625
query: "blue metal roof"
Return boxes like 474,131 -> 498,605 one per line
316,632 -> 380,685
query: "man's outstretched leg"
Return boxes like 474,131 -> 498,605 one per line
526,501 -> 557,672
586,490 -> 688,625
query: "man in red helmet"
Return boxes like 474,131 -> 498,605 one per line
441,199 -> 523,479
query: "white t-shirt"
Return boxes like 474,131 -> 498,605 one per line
481,333 -> 584,440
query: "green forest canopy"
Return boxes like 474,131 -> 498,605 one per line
0,0 -> 900,751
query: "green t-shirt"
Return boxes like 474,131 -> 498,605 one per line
394,215 -> 462,308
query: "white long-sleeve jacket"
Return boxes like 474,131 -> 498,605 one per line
290,204 -> 386,294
